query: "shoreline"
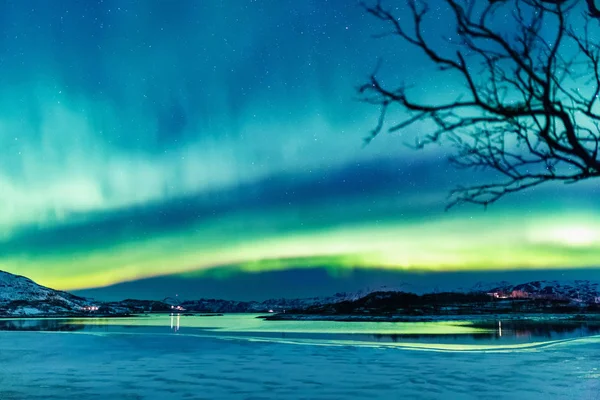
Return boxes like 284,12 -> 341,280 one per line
257,312 -> 600,323
0,312 -> 225,320
0,313 -> 134,320
2,312 -> 600,323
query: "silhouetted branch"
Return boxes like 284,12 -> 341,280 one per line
361,0 -> 600,207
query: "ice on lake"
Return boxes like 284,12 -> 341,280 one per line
0,314 -> 599,399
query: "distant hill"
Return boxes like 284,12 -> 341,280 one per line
179,289 -> 376,313
1,270 -> 600,318
264,280 -> 600,320
178,280 -> 600,314
0,270 -> 170,317
477,280 -> 600,303
0,270 -> 93,316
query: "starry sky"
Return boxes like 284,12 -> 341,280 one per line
1,0 -> 599,300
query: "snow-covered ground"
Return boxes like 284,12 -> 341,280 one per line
0,330 -> 599,399
0,271 -> 83,304
0,270 -> 95,316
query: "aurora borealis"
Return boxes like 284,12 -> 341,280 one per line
1,1 -> 600,299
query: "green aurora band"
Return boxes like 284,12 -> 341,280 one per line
3,195 -> 600,290
0,1 -> 599,292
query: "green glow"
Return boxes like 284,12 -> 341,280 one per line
3,204 -> 600,291
1,1 -> 598,293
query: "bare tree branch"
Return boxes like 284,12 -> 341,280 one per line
361,0 -> 600,208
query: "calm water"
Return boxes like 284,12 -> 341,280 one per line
0,314 -> 599,399
0,313 -> 599,345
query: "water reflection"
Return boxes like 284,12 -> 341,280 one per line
0,316 -> 599,346
170,313 -> 180,333
368,321 -> 600,343
0,319 -> 85,332
476,320 -> 600,339
499,321 -> 502,337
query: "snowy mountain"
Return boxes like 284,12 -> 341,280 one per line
0,270 -> 81,303
0,270 -> 95,316
0,271 -> 176,317
2,268 -> 600,318
0,270 -> 388,316
179,288 -> 389,313
257,289 -> 383,310
471,280 -> 600,304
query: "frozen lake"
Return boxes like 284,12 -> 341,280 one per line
0,314 -> 599,399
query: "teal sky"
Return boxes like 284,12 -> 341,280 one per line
1,0 -> 599,296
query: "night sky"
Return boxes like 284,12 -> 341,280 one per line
1,0 -> 599,300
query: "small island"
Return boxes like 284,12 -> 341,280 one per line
259,282 -> 600,323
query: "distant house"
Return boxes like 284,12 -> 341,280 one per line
487,290 -> 530,299
510,290 -> 529,299
488,292 -> 509,299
